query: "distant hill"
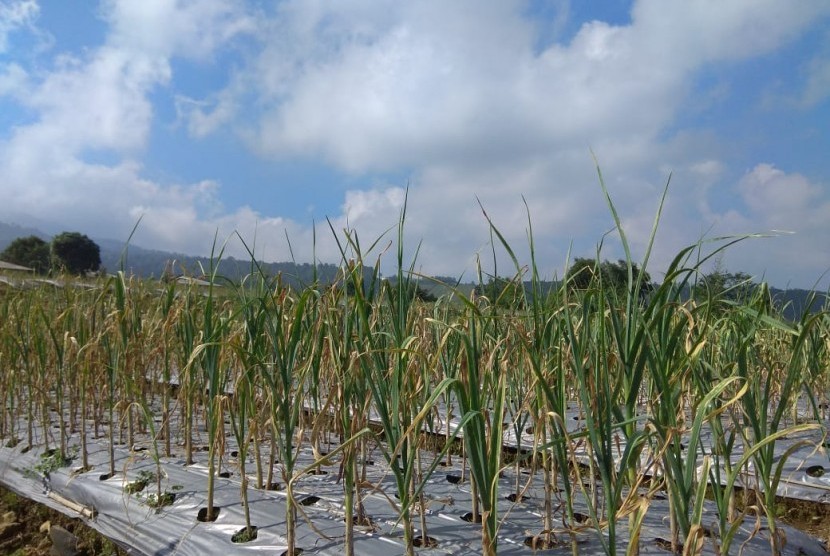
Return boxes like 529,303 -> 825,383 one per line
1,221 -> 828,314
99,239 -> 345,287
770,288 -> 828,322
0,221 -> 49,247
0,222 -> 342,287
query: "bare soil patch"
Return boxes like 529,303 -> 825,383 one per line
0,485 -> 127,556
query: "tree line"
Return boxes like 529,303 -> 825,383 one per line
471,257 -> 826,321
0,233 -> 101,275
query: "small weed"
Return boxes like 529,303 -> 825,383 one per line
35,448 -> 76,477
1,489 -> 20,510
124,470 -> 157,495
124,480 -> 147,495
146,491 -> 176,509
232,525 -> 258,543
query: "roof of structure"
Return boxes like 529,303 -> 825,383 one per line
0,260 -> 33,272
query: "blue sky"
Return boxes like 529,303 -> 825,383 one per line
1,1 -> 829,288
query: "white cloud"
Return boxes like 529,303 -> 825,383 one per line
101,0 -> 254,60
0,61 -> 27,97
801,53 -> 830,107
225,0 -> 830,175
0,0 -> 38,53
697,164 -> 830,285
690,160 -> 724,182
0,0 -> 257,246
17,47 -> 167,154
1,1 -> 830,288
737,164 -> 824,226
175,95 -> 225,138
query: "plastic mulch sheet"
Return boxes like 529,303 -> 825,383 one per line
0,406 -> 828,555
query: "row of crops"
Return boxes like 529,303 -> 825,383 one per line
1,215 -> 829,555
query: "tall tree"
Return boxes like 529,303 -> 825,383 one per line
693,269 -> 755,302
0,235 -> 50,273
474,276 -> 525,308
51,232 -> 101,275
565,258 -> 652,298
565,258 -> 599,291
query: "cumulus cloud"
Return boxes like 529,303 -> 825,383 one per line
801,52 -> 830,107
222,0 -> 830,173
0,0 -> 38,53
167,0 -> 829,283
1,1 -> 829,288
738,164 -> 820,222
0,0 -> 256,246
0,61 -> 27,97
101,0 -> 254,60
694,164 -> 830,285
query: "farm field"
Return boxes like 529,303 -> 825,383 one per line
1,225 -> 829,556
1,5 -> 828,554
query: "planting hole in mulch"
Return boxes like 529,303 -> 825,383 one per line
5,437 -> 20,448
230,450 -> 239,457
523,535 -> 559,550
124,480 -> 148,494
446,473 -> 463,484
231,526 -> 258,543
299,495 -> 321,507
461,512 -> 482,523
148,492 -> 176,509
279,549 -> 303,556
413,535 -> 438,548
99,472 -> 115,481
654,537 -> 676,552
267,482 -> 284,491
307,468 -> 327,476
71,466 -> 93,477
506,493 -> 529,503
219,471 -> 232,478
197,506 -> 221,522
572,511 -> 590,524
342,514 -> 375,528
806,465 -> 825,478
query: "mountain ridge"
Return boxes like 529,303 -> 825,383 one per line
0,221 -> 341,287
0,220 -> 826,320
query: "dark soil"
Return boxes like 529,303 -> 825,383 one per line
0,485 -> 128,556
775,495 -> 830,551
